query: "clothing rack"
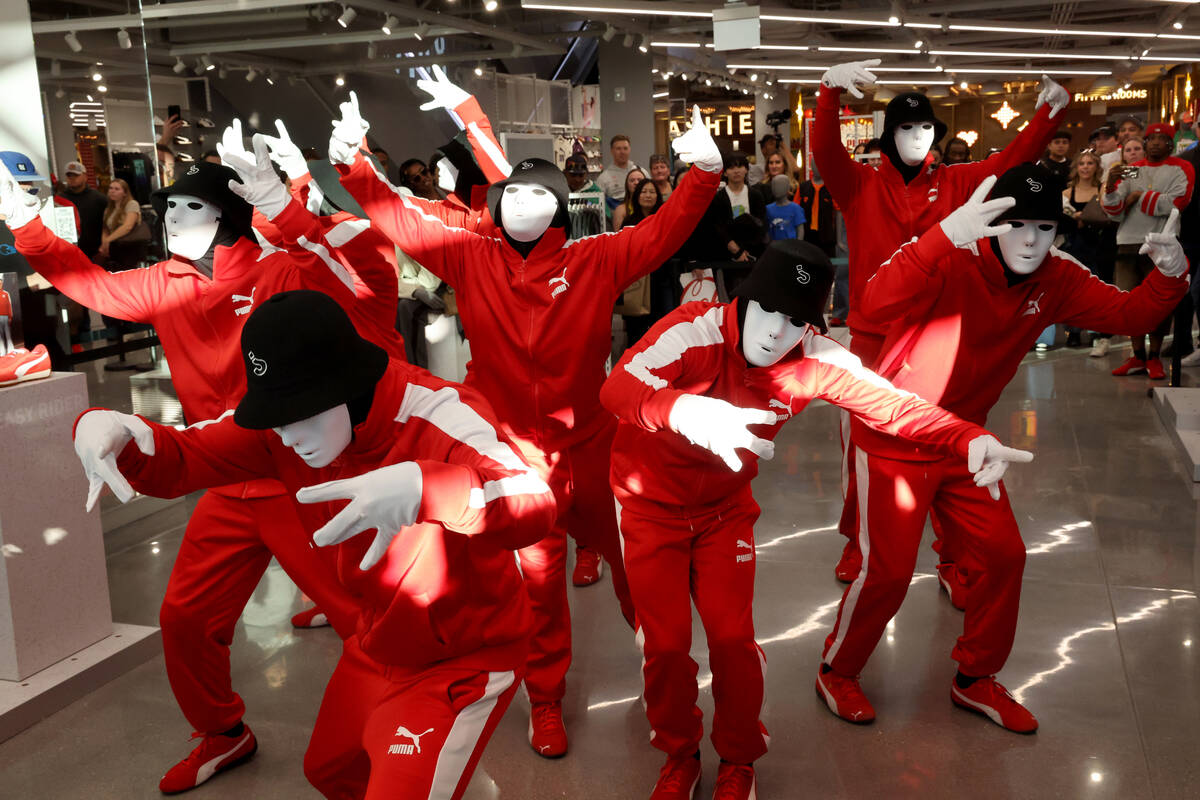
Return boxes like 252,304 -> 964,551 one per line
568,190 -> 605,240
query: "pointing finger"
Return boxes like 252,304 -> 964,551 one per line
988,483 -> 1000,501
1163,207 -> 1181,238
296,477 -> 355,505
310,505 -> 368,547
274,118 -> 291,143
691,104 -> 703,129
358,531 -> 393,571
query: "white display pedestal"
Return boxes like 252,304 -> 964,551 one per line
1153,387 -> 1200,483
0,372 -> 158,741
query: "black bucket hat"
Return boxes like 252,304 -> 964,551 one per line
883,93 -> 948,145
234,290 -> 388,430
988,162 -> 1065,223
733,239 -> 835,334
306,158 -> 368,219
486,158 -> 570,231
151,161 -> 253,240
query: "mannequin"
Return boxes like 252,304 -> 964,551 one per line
72,289 -> 555,800
813,59 -> 1069,586
817,165 -> 1188,734
0,155 -> 402,794
325,90 -> 723,758
601,238 -> 1032,799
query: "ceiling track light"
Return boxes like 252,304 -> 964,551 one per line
337,5 -> 357,28
484,0 -> 498,11
92,70 -> 102,82
638,34 -> 649,53
55,87 -> 65,99
623,33 -> 635,47
193,59 -> 206,75
50,59 -> 62,77
116,28 -> 132,49
414,22 -> 430,40
266,73 -> 276,85
97,85 -> 108,93
367,41 -> 378,58
201,54 -> 215,71
601,24 -> 616,42
173,57 -> 187,74
65,31 -> 82,53
245,66 -> 259,82
382,14 -> 398,34
218,65 -> 228,79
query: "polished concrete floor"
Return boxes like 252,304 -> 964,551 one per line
1,338 -> 1199,799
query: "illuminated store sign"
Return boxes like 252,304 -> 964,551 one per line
1072,88 -> 1148,102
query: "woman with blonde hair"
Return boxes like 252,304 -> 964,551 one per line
98,178 -> 145,269
1061,149 -> 1116,350
752,152 -> 798,208
610,166 -> 646,231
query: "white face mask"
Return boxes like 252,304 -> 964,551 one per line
996,219 -> 1057,274
499,182 -> 558,242
165,193 -> 221,260
273,405 -> 352,468
437,160 -> 459,194
894,122 -> 936,166
742,299 -> 807,367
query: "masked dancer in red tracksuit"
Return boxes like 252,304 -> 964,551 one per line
601,239 -> 1034,800
816,165 -> 1188,733
814,61 -> 1070,588
327,92 -> 724,757
0,153 -> 403,793
73,290 -> 556,799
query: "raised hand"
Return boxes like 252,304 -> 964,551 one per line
938,175 -> 1016,248
218,118 -> 253,166
417,64 -> 471,112
1035,75 -> 1070,119
329,90 -> 370,165
73,409 -> 156,512
668,394 -> 777,472
0,161 -> 42,230
260,119 -> 309,181
296,461 -> 423,571
967,434 -> 1034,501
672,105 -> 723,173
820,59 -> 881,99
1141,207 -> 1187,278
218,133 -> 292,219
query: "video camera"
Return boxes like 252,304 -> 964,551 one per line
765,108 -> 793,134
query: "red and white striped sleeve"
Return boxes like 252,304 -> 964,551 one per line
453,95 -> 512,183
1140,158 -> 1195,217
601,302 -> 727,432
392,381 -> 555,551
796,332 -> 987,458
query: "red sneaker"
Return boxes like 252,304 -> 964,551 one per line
1146,357 -> 1166,380
159,725 -> 257,794
1111,356 -> 1146,376
828,317 -> 847,327
528,701 -> 568,758
936,562 -> 967,611
650,753 -> 701,799
834,539 -> 861,583
815,666 -> 875,724
0,345 -> 51,386
713,761 -> 756,799
951,676 -> 1038,733
290,605 -> 329,628
571,545 -> 603,586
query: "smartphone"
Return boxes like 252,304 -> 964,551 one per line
1124,166 -> 1139,179
167,104 -> 181,123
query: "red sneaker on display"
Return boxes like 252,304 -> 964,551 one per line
0,345 -> 51,386
159,724 -> 257,794
650,753 -> 701,799
936,562 -> 967,611
528,701 -> 568,758
1146,357 -> 1166,380
1111,357 -> 1147,376
834,540 -> 861,583
713,761 -> 756,799
571,545 -> 603,586
290,606 -> 329,628
815,666 -> 876,724
951,676 -> 1038,733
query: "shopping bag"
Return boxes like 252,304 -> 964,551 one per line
679,269 -> 717,303
617,275 -> 651,316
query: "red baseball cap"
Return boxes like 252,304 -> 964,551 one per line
1145,122 -> 1175,139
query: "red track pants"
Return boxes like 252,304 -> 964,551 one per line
836,333 -> 884,542
823,449 -> 1026,678
160,491 -> 358,734
511,420 -> 636,704
304,637 -> 522,800
618,490 -> 769,765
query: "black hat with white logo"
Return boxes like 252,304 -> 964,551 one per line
234,290 -> 388,430
989,162 -> 1065,223
883,92 -> 949,145
151,160 -> 253,241
486,157 -> 570,230
733,239 -> 834,333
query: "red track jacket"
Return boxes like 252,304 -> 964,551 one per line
338,154 -> 721,453
100,360 -> 555,672
601,299 -> 992,514
854,226 -> 1188,460
812,85 -> 1059,349
13,212 -> 404,497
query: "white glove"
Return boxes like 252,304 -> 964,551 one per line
217,118 -> 253,167
672,105 -> 723,174
219,133 -> 293,220
1034,75 -> 1069,119
0,161 -> 43,230
1141,207 -> 1188,278
329,90 -> 370,166
417,64 -> 471,113
297,461 -> 423,571
73,409 -> 156,512
967,435 -> 1033,501
820,59 -> 880,100
938,175 -> 1016,248
668,394 -> 777,472
260,119 -> 309,181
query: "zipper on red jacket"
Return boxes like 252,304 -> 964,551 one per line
520,259 -> 543,447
